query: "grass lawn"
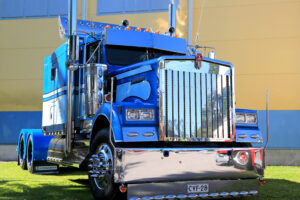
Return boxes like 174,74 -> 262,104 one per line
0,162 -> 300,200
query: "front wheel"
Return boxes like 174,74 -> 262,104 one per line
88,128 -> 126,200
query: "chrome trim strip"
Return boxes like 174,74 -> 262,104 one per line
128,190 -> 258,200
43,86 -> 67,98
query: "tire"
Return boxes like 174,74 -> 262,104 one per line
19,135 -> 27,170
89,128 -> 126,200
26,136 -> 35,173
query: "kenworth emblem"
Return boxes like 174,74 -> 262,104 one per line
195,53 -> 203,69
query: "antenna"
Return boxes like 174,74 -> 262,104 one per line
196,33 -> 199,44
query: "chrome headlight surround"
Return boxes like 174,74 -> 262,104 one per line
126,109 -> 155,121
236,113 -> 257,124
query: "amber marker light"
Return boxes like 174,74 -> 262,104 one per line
259,179 -> 266,186
136,27 -> 141,31
105,25 -> 111,29
145,29 -> 150,32
119,185 -> 127,193
173,34 -> 178,37
125,26 -> 131,30
155,30 -> 160,34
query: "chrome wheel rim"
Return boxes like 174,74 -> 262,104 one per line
89,144 -> 113,191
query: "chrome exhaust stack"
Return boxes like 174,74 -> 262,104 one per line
65,0 -> 79,155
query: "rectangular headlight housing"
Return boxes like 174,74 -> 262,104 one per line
236,113 -> 257,124
126,109 -> 154,121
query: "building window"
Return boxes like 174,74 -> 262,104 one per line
0,0 -> 68,20
97,0 -> 179,15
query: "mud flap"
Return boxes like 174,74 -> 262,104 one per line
31,161 -> 59,174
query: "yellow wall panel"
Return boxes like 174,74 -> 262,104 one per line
191,0 -> 300,110
0,79 -> 42,111
0,0 -> 299,111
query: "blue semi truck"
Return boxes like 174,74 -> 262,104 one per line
17,12 -> 265,200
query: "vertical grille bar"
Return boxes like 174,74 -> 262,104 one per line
179,71 -> 185,138
195,73 -> 201,138
185,72 -> 191,138
173,70 -> 179,138
227,75 -> 233,138
222,75 -> 229,139
190,72 -> 196,138
165,69 -> 169,137
217,75 -> 223,138
201,73 -> 208,138
207,74 -> 213,138
212,74 -> 218,138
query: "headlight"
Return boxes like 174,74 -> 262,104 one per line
246,114 -> 257,124
126,109 -> 154,121
236,113 -> 246,123
236,113 -> 257,124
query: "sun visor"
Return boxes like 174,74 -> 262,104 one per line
104,28 -> 187,54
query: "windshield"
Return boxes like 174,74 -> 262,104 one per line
106,45 -> 184,66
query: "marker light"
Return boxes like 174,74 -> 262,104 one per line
155,30 -> 160,34
136,27 -> 141,31
125,26 -> 131,30
105,25 -> 111,29
145,29 -> 150,32
173,34 -> 178,37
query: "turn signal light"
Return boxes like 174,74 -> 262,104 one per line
259,179 -> 266,186
104,93 -> 111,102
119,185 -> 127,193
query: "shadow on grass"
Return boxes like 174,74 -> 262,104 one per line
0,181 -> 93,200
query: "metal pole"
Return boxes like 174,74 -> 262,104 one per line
82,0 -> 87,20
66,0 -> 78,155
188,0 -> 193,45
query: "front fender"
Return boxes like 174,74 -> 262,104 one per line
91,103 -> 123,143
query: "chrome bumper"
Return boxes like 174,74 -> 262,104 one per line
114,147 -> 264,183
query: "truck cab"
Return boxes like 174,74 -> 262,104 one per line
17,16 -> 265,200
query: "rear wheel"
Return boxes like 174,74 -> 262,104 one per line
26,136 -> 35,173
88,128 -> 126,200
19,135 -> 27,170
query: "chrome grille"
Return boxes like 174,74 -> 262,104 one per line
158,59 -> 234,141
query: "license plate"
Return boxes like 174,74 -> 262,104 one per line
187,184 -> 209,193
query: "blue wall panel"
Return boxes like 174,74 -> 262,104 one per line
256,110 -> 300,149
97,0 -> 178,15
0,0 -> 24,18
0,0 -> 67,19
48,0 -> 68,16
0,112 -> 42,144
24,0 -> 47,17
0,110 -> 299,149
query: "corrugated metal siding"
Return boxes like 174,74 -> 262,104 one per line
97,0 -> 179,15
0,0 -> 67,19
